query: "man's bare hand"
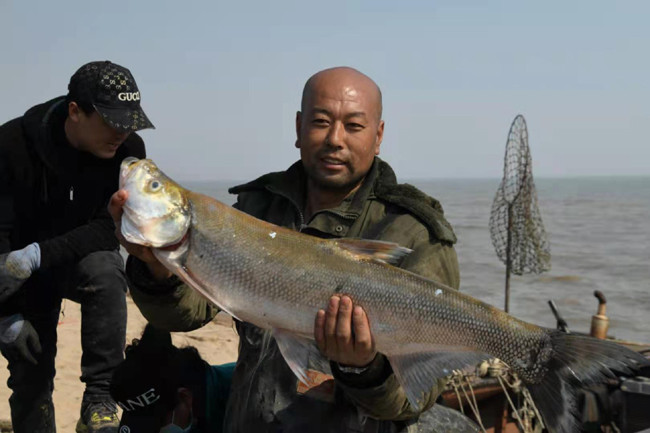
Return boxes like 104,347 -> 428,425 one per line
108,190 -> 172,280
314,295 -> 377,367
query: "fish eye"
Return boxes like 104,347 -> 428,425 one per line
149,180 -> 161,191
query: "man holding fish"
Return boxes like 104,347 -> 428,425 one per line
109,67 -> 466,432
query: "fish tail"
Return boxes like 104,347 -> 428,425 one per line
527,331 -> 647,433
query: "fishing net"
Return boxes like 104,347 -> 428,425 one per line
489,115 -> 550,276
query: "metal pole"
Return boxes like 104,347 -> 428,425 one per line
505,204 -> 513,313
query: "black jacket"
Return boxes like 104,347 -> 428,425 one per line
0,96 -> 145,273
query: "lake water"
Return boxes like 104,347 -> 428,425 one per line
185,176 -> 650,343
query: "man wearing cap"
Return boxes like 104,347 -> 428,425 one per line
0,60 -> 154,433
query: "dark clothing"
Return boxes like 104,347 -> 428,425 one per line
195,363 -> 478,433
203,363 -> 236,433
0,97 -> 145,432
127,158 -> 463,432
2,250 -> 127,433
0,96 -> 145,272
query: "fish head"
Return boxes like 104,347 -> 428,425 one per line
119,157 -> 191,248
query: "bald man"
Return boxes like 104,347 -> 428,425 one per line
115,67 -> 466,432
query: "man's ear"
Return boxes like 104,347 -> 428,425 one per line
295,111 -> 302,149
68,102 -> 81,123
374,120 -> 384,155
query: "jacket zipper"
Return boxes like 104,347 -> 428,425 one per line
69,186 -> 74,201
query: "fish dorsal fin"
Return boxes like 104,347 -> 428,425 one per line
335,239 -> 412,265
386,344 -> 489,410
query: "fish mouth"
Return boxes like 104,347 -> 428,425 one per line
120,157 -> 141,188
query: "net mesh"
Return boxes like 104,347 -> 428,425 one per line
489,115 -> 551,275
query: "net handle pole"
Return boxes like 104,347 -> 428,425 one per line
505,204 -> 513,313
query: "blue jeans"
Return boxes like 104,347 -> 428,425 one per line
1,250 -> 127,433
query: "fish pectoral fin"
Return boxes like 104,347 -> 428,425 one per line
154,249 -> 243,322
387,345 -> 489,410
273,329 -> 331,385
334,238 -> 412,265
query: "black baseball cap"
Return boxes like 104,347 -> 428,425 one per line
68,60 -> 155,132
110,326 -> 181,432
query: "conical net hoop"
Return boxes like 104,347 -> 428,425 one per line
489,115 -> 551,275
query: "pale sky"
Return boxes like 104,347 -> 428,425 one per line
2,1 -> 649,181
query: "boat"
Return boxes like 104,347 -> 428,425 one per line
438,291 -> 650,433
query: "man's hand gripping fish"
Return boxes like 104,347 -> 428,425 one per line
119,157 -> 646,433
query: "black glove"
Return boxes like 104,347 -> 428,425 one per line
0,314 -> 42,365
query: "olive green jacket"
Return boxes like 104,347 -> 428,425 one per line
127,157 -> 461,433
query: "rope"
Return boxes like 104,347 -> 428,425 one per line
451,380 -> 464,415
452,360 -> 546,433
522,387 -> 545,430
449,370 -> 489,432
497,375 -> 527,432
457,373 -> 487,433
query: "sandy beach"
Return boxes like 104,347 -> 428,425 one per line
0,294 -> 239,432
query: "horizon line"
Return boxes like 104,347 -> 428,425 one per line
180,173 -> 650,184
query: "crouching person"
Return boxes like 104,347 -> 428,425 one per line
0,60 -> 152,432
109,324 -> 234,433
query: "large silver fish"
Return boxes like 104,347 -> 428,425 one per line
119,157 -> 646,432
